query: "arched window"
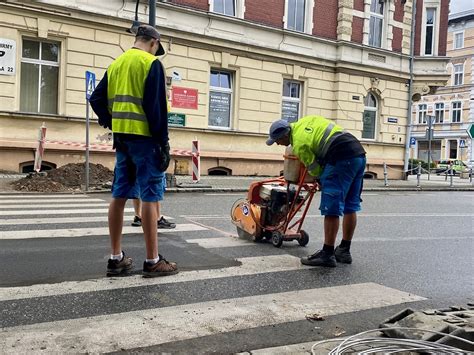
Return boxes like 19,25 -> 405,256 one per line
362,93 -> 377,140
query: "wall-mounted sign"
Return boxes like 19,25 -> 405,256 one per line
281,101 -> 299,123
387,117 -> 398,123
208,91 -> 231,127
0,38 -> 16,76
168,112 -> 186,127
171,86 -> 198,109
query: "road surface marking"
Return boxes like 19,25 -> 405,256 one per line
0,283 -> 424,353
0,208 -> 135,216
0,223 -> 206,240
0,194 -> 95,199
181,213 -> 474,220
0,255 -> 309,301
0,198 -> 106,204
0,215 -> 172,226
187,236 -> 255,248
0,203 -> 110,209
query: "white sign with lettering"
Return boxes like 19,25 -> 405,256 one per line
0,38 -> 16,76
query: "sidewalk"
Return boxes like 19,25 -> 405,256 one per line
0,173 -> 473,194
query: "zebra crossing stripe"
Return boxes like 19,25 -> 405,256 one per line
0,194 -> 95,199
0,198 -> 105,204
0,215 -> 131,225
0,208 -> 135,216
187,236 -> 254,248
0,203 -> 110,209
0,255 -> 309,301
0,283 -> 425,353
0,224 -> 206,240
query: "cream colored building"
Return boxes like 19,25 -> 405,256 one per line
410,9 -> 473,166
0,0 -> 449,179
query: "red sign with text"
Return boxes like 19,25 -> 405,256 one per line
171,87 -> 198,110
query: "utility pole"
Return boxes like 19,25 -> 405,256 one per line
149,0 -> 156,26
426,115 -> 435,181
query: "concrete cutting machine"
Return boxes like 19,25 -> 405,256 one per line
230,147 -> 319,247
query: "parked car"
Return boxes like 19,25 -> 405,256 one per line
435,159 -> 468,175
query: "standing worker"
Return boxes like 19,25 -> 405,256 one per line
90,25 -> 178,277
266,115 -> 366,267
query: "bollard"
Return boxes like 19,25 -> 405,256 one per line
450,165 -> 454,188
470,168 -> 473,183
416,162 -> 421,188
383,162 -> 389,187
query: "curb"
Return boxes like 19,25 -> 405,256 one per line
0,186 -> 473,195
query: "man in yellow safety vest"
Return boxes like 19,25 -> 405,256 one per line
267,115 -> 366,267
90,25 -> 178,278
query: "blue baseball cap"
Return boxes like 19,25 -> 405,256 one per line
266,119 -> 290,145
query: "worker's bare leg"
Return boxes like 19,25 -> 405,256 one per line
142,201 -> 158,259
342,212 -> 357,241
324,215 -> 340,246
108,198 -> 127,255
133,198 -> 142,218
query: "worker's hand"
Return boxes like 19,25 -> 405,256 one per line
158,142 -> 170,172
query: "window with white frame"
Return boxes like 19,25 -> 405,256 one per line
281,79 -> 302,123
453,31 -> 464,49
209,70 -> 233,128
20,38 -> 60,114
369,0 -> 384,48
212,0 -> 235,16
287,0 -> 306,32
424,8 -> 436,55
362,93 -> 377,139
418,104 -> 427,124
434,103 -> 444,123
451,101 -> 462,123
453,64 -> 464,86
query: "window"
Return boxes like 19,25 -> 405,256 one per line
453,31 -> 464,49
424,8 -> 436,55
451,101 -> 461,123
417,104 -> 427,124
287,0 -> 306,32
362,93 -> 377,139
281,80 -> 301,123
209,70 -> 232,128
453,64 -> 463,86
20,38 -> 60,114
369,0 -> 384,47
434,103 -> 444,123
212,0 -> 235,16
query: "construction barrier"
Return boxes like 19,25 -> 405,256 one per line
192,140 -> 200,183
33,123 -> 47,172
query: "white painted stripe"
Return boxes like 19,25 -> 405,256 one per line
0,283 -> 425,353
187,236 -> 253,248
0,255 -> 309,301
357,235 -> 473,242
0,223 -> 206,240
0,215 -> 133,226
0,194 -> 94,199
1,207 -> 135,216
0,215 -> 173,226
204,193 -> 245,196
0,198 -> 105,204
0,203 -> 109,209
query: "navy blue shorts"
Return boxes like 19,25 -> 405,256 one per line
319,156 -> 366,216
111,139 -> 165,202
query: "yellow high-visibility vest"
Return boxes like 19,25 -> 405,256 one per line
107,48 -> 158,137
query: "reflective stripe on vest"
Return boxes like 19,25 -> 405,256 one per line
107,49 -> 156,137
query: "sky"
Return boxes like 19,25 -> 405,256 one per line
450,0 -> 474,14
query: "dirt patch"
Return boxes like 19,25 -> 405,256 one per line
11,163 -> 113,192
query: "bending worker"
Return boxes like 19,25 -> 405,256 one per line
266,116 -> 366,267
90,25 -> 178,277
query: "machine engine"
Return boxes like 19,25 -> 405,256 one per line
259,184 -> 297,227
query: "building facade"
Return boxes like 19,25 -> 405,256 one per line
410,9 -> 473,166
0,0 -> 449,178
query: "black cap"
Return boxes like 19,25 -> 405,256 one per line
135,25 -> 165,56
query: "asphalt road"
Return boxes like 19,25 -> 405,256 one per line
0,190 -> 473,353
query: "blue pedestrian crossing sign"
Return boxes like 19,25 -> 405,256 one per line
409,137 -> 416,146
85,71 -> 96,100
459,139 -> 466,148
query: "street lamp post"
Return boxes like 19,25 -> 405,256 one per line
426,115 -> 435,180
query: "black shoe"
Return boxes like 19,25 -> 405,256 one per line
335,246 -> 352,264
158,216 -> 176,229
301,250 -> 337,267
106,251 -> 133,276
131,216 -> 142,227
